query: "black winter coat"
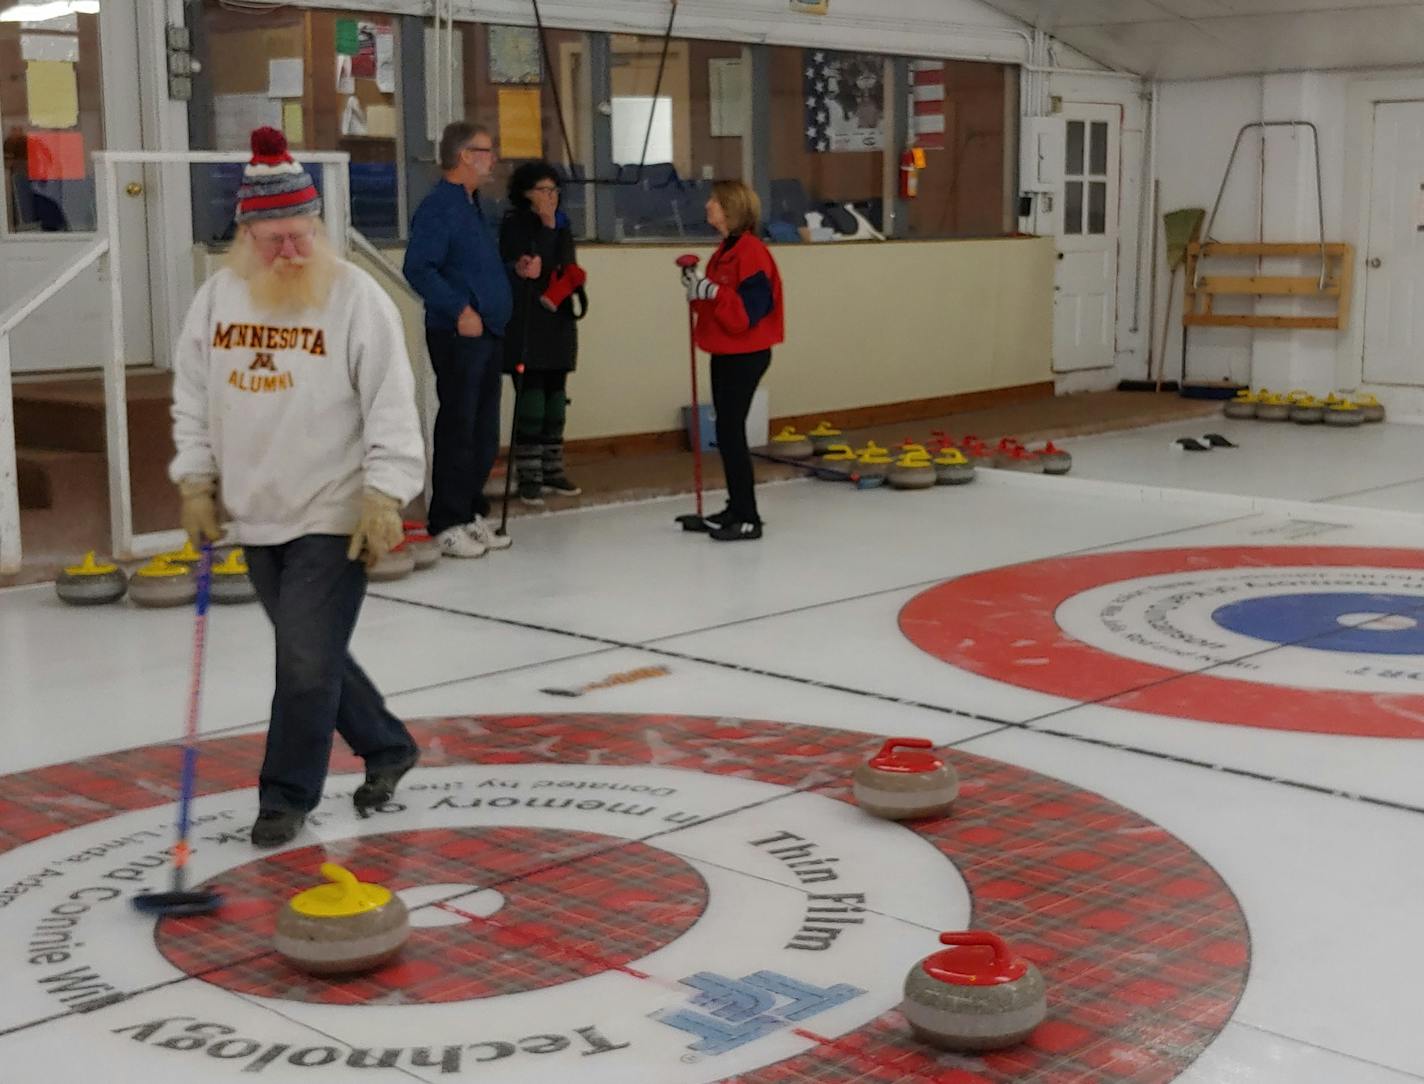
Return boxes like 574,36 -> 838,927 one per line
498,208 -> 585,374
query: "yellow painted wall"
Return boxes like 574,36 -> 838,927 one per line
198,236 -> 1054,440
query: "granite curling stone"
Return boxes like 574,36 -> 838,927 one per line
807,420 -> 843,455
1255,393 -> 1291,421
402,522 -> 440,569
1036,442 -> 1072,475
274,863 -> 410,976
1222,390 -> 1258,419
902,931 -> 1047,1052
770,426 -> 815,459
208,548 -> 258,604
815,443 -> 859,480
1289,395 -> 1324,424
55,551 -> 127,606
366,542 -> 417,583
888,450 -> 937,490
853,737 -> 959,820
933,447 -> 976,486
1324,400 -> 1365,427
1355,393 -> 1385,423
129,555 -> 197,608
855,445 -> 894,487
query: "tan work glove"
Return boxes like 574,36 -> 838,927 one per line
347,487 -> 404,569
178,475 -> 222,545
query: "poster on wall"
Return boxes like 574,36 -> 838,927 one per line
790,0 -> 829,13
803,50 -> 884,153
488,26 -> 542,84
498,87 -> 543,158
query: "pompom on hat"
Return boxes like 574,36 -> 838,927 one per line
235,127 -> 322,224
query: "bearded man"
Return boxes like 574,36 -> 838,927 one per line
170,128 -> 426,847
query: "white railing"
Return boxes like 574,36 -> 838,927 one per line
0,239 -> 111,574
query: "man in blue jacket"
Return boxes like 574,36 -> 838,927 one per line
404,121 -> 514,558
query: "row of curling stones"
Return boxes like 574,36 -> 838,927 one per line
275,863 -> 410,975
55,545 -> 256,607
354,522 -> 440,583
971,436 -> 1072,475
1226,388 -> 1384,425
853,741 -> 1048,1051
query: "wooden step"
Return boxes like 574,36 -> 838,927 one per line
16,447 -> 106,511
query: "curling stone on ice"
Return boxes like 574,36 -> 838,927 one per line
367,541 -> 416,582
402,522 -> 440,569
888,450 -> 937,490
902,931 -> 1047,1052
1355,393 -> 1386,423
770,426 -> 815,459
960,437 -> 994,466
164,539 -> 206,566
853,737 -> 959,820
210,549 -> 257,604
1036,442 -> 1072,475
1255,393 -> 1291,421
855,445 -> 894,487
129,555 -> 197,608
1289,395 -> 1324,424
54,551 -> 127,606
274,863 -> 410,976
807,421 -> 843,455
815,443 -> 858,480
992,437 -> 1024,467
933,447 -> 976,486
1223,390 -> 1258,419
1324,399 -> 1365,427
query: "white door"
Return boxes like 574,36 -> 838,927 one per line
0,2 -> 152,373
1053,105 -> 1120,373
1362,99 -> 1424,386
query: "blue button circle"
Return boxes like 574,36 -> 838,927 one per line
1211,592 -> 1424,655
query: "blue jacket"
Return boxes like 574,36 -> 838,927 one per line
403,180 -> 513,336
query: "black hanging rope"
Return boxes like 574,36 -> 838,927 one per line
530,0 -> 679,187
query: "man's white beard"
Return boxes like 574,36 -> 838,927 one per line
227,228 -> 339,315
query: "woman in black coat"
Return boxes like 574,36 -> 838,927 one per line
500,161 -> 587,504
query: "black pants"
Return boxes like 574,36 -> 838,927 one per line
710,349 -> 771,524
244,536 -> 418,814
426,330 -> 502,536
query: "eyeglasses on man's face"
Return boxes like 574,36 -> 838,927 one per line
463,143 -> 496,157
250,227 -> 316,251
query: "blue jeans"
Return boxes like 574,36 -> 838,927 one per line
427,330 -> 503,536
244,535 -> 418,814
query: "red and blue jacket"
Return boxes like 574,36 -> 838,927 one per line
692,231 -> 785,356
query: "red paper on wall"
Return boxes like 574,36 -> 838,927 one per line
27,130 -> 86,181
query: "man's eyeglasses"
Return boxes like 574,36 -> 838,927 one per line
250,228 -> 315,250
463,143 -> 496,157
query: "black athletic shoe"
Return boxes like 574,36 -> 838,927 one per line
518,481 -> 545,506
541,474 -> 582,497
353,751 -> 420,817
250,809 -> 305,848
709,520 -> 763,542
703,508 -> 736,528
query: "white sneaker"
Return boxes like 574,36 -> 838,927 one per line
438,526 -> 487,558
466,515 -> 513,552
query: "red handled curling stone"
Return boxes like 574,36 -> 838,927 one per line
1037,442 -> 1072,475
367,541 -> 416,583
852,738 -> 958,820
274,863 -> 410,976
902,931 -> 1047,1051
402,522 -> 439,570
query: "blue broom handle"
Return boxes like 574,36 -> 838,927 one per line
174,543 -> 213,887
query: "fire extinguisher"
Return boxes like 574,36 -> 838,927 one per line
899,147 -> 925,199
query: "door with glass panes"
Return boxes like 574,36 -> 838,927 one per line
1054,104 -> 1119,373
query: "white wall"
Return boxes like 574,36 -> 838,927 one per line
1150,68 -> 1424,407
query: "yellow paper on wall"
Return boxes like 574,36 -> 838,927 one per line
365,103 -> 397,138
281,101 -> 304,145
26,60 -> 79,129
498,88 -> 542,160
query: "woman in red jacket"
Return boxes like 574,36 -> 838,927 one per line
682,180 -> 785,541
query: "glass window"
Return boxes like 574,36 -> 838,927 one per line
768,46 -> 886,242
450,23 -> 591,238
599,34 -> 747,241
190,3 -> 402,243
903,59 -> 1014,240
1,8 -> 104,234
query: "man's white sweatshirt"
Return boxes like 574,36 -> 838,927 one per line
170,262 -> 425,545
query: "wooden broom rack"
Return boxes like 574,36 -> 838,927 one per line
1184,241 -> 1353,331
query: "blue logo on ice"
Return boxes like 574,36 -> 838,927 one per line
652,970 -> 865,1055
1212,592 -> 1424,655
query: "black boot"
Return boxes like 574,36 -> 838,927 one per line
353,750 -> 420,817
251,809 -> 306,847
709,519 -> 763,542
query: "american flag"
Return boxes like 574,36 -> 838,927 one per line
910,60 -> 946,150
